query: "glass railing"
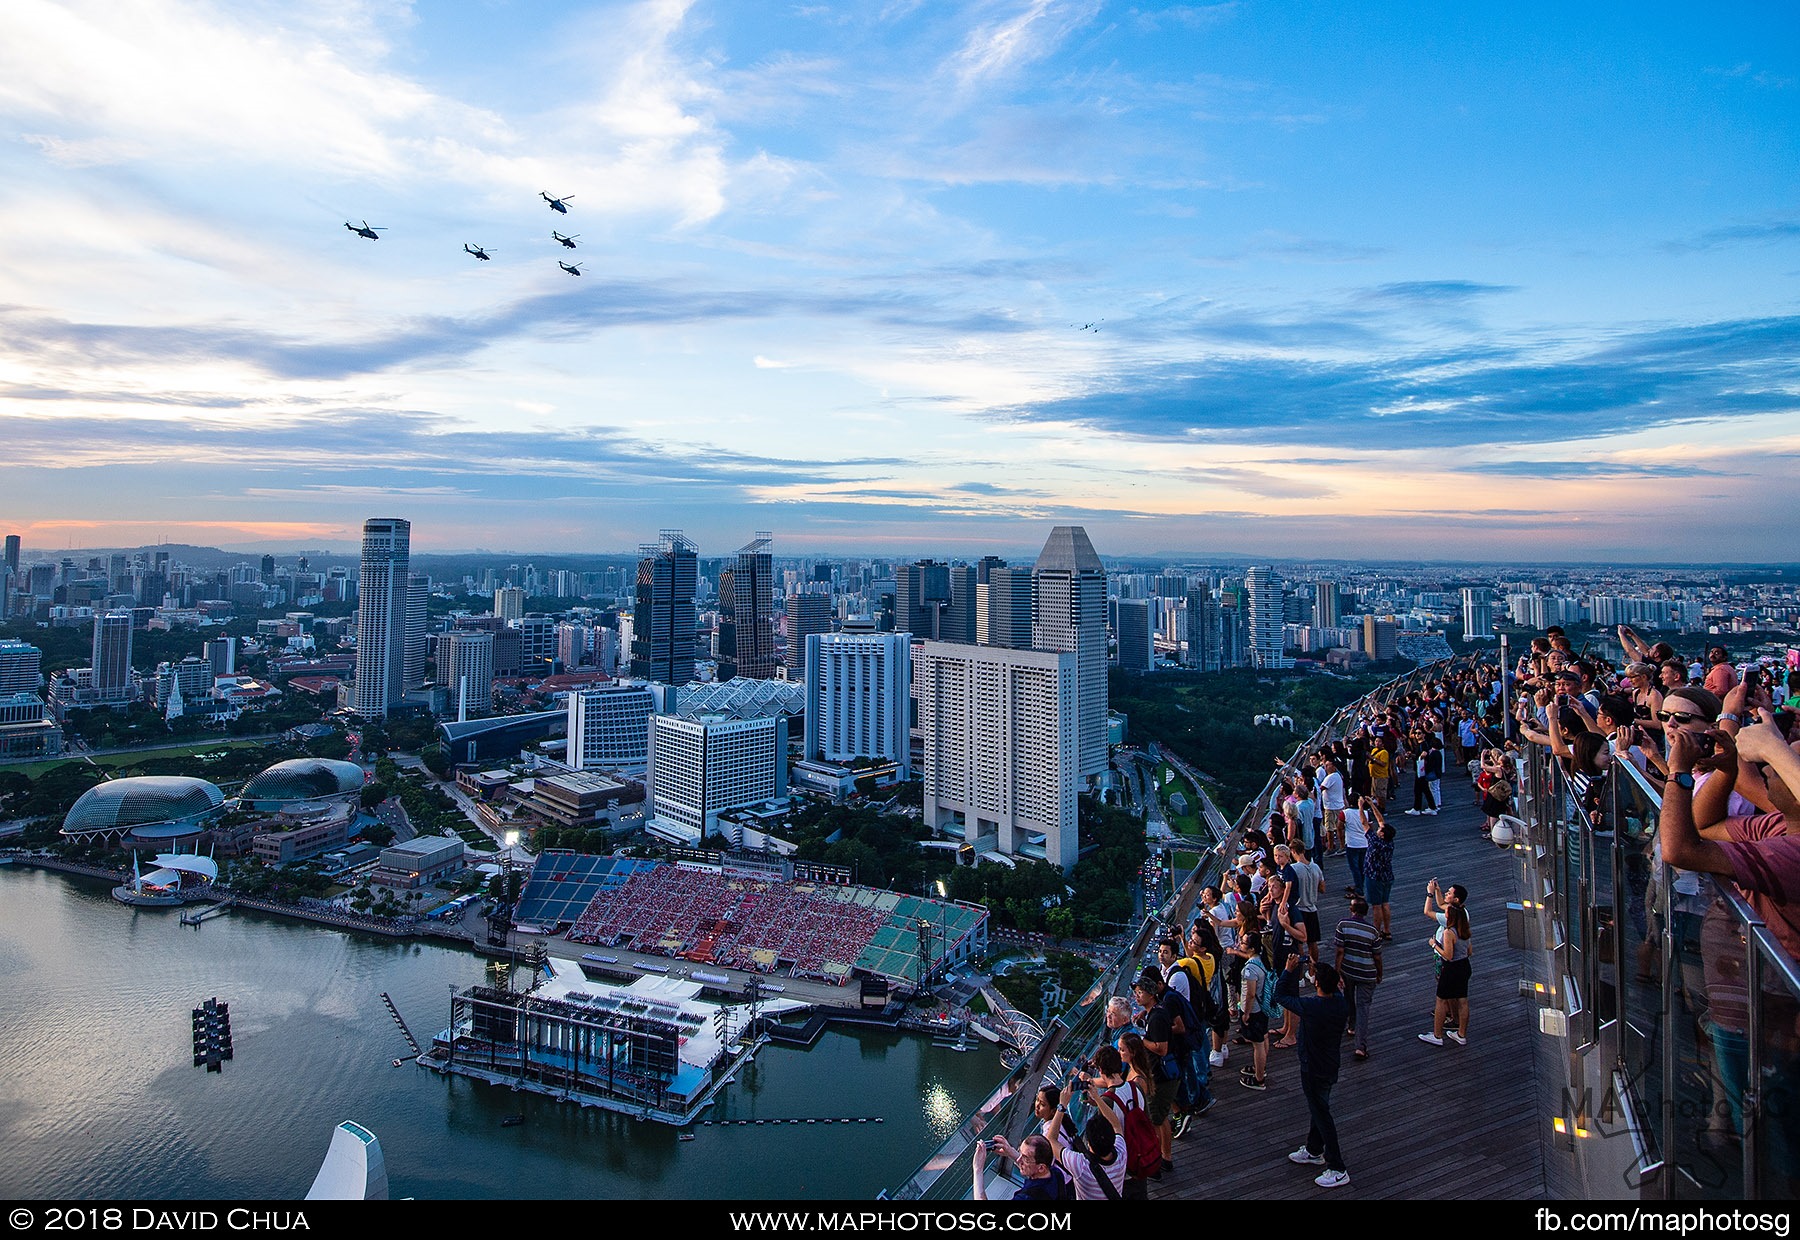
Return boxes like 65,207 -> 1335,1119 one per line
1510,732 -> 1800,1200
890,652 -> 1491,1199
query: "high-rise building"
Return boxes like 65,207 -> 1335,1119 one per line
1115,598 -> 1155,672
784,593 -> 833,674
2,535 -> 18,578
630,531 -> 699,686
1363,616 -> 1399,661
895,561 -> 952,641
556,622 -> 590,670
943,565 -> 978,645
517,615 -> 556,673
154,657 -> 213,708
724,534 -> 777,680
1314,581 -> 1341,629
351,517 -> 410,720
915,641 -> 1079,870
1244,566 -> 1292,669
90,611 -> 134,701
976,555 -> 1007,585
982,566 -> 1034,650
568,681 -> 660,774
204,636 -> 236,677
1031,526 -> 1108,779
714,568 -> 737,677
1184,588 -> 1218,671
1461,588 -> 1495,642
493,586 -> 525,621
0,640 -> 43,696
405,573 -> 430,690
440,630 -> 495,720
803,632 -> 911,775
646,713 -> 788,846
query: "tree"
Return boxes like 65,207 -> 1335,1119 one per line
360,782 -> 391,810
1045,906 -> 1077,940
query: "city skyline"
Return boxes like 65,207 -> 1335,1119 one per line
3,3 -> 1797,560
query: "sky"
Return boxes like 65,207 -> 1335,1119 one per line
2,0 -> 1797,563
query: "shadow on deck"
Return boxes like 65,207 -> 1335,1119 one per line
1152,789 -> 1548,1201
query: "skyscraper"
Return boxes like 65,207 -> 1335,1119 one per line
727,534 -> 778,679
351,517 -> 410,720
1115,598 -> 1155,672
440,630 -> 495,720
90,611 -> 134,701
943,564 -> 978,644
568,681 -> 658,774
894,560 -> 951,640
646,713 -> 788,846
983,566 -> 1034,649
1244,566 -> 1292,669
1461,588 -> 1495,642
803,632 -> 911,775
1314,581 -> 1341,629
915,641 -> 1079,870
405,573 -> 430,690
0,640 -> 43,696
784,593 -> 833,674
493,586 -> 525,621
630,531 -> 699,685
1031,526 -> 1108,779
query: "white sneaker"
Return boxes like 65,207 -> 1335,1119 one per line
1210,1049 -> 1228,1068
1424,809 -> 1439,816
1288,1147 -> 1326,1165
1418,1032 -> 1444,1046
1404,809 -> 1420,816
1445,1030 -> 1466,1046
1315,1168 -> 1350,1189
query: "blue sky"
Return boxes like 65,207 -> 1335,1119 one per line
1,0 -> 1796,561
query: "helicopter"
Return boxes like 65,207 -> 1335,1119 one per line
463,243 -> 492,260
558,261 -> 584,276
552,231 -> 579,249
541,192 -> 574,214
345,221 -> 385,240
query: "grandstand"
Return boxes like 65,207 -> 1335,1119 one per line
514,851 -> 661,929
567,861 -> 986,987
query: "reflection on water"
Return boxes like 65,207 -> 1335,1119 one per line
0,868 -> 1002,1200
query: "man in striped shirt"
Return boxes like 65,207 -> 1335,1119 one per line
1333,896 -> 1384,1061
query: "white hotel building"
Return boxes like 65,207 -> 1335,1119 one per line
802,631 -> 911,776
645,713 -> 788,847
915,641 -> 1079,871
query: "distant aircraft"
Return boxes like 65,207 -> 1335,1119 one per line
345,221 -> 385,240
558,261 -> 584,276
541,192 -> 574,214
463,243 -> 492,260
552,231 -> 579,249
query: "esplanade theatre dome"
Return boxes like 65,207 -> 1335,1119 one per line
61,776 -> 226,840
239,758 -> 365,807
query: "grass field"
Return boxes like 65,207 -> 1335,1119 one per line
0,739 -> 271,781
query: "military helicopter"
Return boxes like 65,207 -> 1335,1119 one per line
345,221 -> 385,240
463,243 -> 492,260
541,192 -> 574,214
558,261 -> 584,276
552,231 -> 579,249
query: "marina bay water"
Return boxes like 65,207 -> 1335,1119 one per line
0,867 -> 1003,1200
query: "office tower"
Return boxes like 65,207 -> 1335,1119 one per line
803,632 -> 911,775
556,622 -> 590,670
1115,598 -> 1154,672
1031,526 -> 1107,779
944,565 -> 978,645
976,555 -> 1007,585
1244,566 -> 1292,669
783,593 -> 833,674
440,630 -> 495,720
1363,616 -> 1399,661
90,611 -> 134,701
204,636 -> 236,677
1314,581 -> 1341,629
493,586 -> 525,621
517,615 -> 555,672
982,566 -> 1034,650
646,713 -> 788,845
894,560 -> 951,640
630,531 -> 699,685
351,517 -> 410,720
915,641 -> 1079,870
1461,588 -> 1495,642
714,569 -> 738,678
405,573 -> 430,690
1184,588 -> 1216,671
723,534 -> 778,680
3,535 -> 18,578
568,681 -> 658,774
0,640 -> 43,695
260,554 -> 276,581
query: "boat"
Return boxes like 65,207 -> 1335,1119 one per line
500,1114 -> 525,1127
391,1059 -> 405,1067
678,1132 -> 697,1142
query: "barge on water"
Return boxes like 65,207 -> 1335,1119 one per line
114,852 -> 219,908
421,958 -> 799,1127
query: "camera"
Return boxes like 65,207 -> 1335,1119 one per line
1695,734 -> 1716,758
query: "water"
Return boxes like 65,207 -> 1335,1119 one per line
0,867 -> 1002,1200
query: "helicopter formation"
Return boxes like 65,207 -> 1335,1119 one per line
342,193 -> 584,276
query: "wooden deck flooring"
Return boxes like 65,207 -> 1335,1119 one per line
1151,788 -> 1548,1200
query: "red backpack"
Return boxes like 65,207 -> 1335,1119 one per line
1107,1082 -> 1163,1180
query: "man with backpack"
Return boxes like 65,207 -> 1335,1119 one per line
1082,1045 -> 1160,1199
1131,969 -> 1197,1173
1157,938 -> 1217,1133
1234,930 -> 1272,1091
